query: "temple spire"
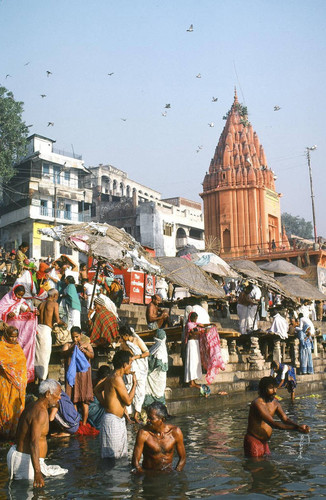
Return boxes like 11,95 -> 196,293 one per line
233,87 -> 238,105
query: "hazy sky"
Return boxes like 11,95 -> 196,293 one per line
1,0 -> 326,234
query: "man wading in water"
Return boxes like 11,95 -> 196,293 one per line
244,376 -> 310,458
132,402 -> 186,472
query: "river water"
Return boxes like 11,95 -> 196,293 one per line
0,392 -> 325,499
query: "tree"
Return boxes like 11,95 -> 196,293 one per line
281,212 -> 313,239
0,86 -> 29,181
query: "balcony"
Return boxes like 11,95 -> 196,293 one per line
39,206 -> 91,223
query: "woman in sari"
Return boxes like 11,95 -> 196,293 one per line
0,326 -> 27,438
62,276 -> 81,330
0,285 -> 37,383
89,298 -> 119,346
184,312 -> 205,389
119,325 -> 149,423
144,329 -> 168,407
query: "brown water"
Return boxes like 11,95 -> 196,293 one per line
0,392 -> 325,499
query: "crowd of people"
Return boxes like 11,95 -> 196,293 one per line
0,247 -> 317,487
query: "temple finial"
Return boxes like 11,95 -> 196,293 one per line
234,86 -> 238,104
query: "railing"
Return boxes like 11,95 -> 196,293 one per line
39,207 -> 87,222
52,147 -> 82,160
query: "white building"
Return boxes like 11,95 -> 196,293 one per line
0,134 -> 92,261
87,164 -> 205,256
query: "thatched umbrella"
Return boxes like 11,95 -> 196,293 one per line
229,259 -> 289,297
189,252 -> 239,278
258,260 -> 306,276
275,276 -> 326,300
156,256 -> 225,298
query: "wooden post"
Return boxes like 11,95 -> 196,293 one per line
89,261 -> 101,311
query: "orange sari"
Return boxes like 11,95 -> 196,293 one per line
0,338 -> 27,438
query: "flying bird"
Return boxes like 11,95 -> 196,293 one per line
274,105 -> 281,111
107,72 -> 114,76
208,122 -> 214,127
47,122 -> 54,127
196,73 -> 202,78
198,145 -> 203,150
40,94 -> 47,98
186,24 -> 194,32
121,118 -> 127,122
165,104 -> 171,109
161,112 -> 167,117
24,62 -> 30,66
5,74 -> 11,79
46,70 -> 52,77
27,124 -> 33,128
212,97 -> 218,102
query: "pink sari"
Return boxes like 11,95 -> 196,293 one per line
0,287 -> 37,383
199,326 -> 225,384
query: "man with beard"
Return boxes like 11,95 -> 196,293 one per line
132,402 -> 186,472
244,376 -> 310,458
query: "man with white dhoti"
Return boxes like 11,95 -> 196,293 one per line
7,380 -> 68,487
247,283 -> 261,331
144,329 -> 169,406
35,289 -> 65,381
119,325 -> 149,423
94,351 -> 136,459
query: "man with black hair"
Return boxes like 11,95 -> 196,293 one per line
132,402 -> 186,472
244,376 -> 310,458
94,350 -> 137,459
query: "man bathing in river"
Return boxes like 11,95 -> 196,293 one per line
132,402 -> 186,472
94,350 -> 137,459
244,376 -> 310,458
7,379 -> 68,487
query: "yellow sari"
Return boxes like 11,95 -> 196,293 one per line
0,338 -> 27,438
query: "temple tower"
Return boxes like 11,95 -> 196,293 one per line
201,90 -> 289,257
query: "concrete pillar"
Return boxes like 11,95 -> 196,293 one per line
248,336 -> 265,370
273,340 -> 282,363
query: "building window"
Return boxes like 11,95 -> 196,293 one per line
64,171 -> 70,186
53,166 -> 61,185
163,222 -> 173,236
40,200 -> 49,216
65,204 -> 71,220
59,245 -> 72,255
41,240 -> 54,258
43,163 -> 50,175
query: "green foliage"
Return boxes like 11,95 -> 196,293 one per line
223,102 -> 248,122
0,86 -> 29,181
281,212 -> 313,239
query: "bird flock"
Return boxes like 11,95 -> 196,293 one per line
2,23 -> 283,156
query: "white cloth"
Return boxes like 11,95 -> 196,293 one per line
192,305 -> 210,324
99,293 -> 118,318
249,285 -> 262,301
247,304 -> 259,331
14,271 -> 37,301
48,268 -> 60,289
84,283 -> 100,309
155,278 -> 168,300
299,316 -> 315,336
66,307 -> 81,331
184,338 -> 202,383
298,304 -> 310,319
7,445 -> 68,480
34,324 -> 52,380
127,335 -> 148,413
100,413 -> 127,459
237,303 -> 249,334
269,313 -> 288,339
145,335 -> 168,402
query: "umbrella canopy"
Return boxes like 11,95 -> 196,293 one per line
229,259 -> 289,296
156,256 -> 225,298
258,260 -> 306,276
38,222 -> 160,274
188,252 -> 239,278
176,244 -> 199,257
275,275 -> 326,300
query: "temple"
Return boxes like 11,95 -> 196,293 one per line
201,89 -> 290,258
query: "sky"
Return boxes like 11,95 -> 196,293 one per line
1,0 -> 326,235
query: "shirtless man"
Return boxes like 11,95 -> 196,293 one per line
35,289 -> 65,381
132,402 -> 186,472
146,294 -> 169,330
244,376 -> 310,458
94,350 -> 137,459
7,379 -> 67,487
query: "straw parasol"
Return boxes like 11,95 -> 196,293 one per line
189,252 -> 239,278
275,276 -> 326,300
258,260 -> 306,276
156,256 -> 225,298
229,259 -> 289,296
